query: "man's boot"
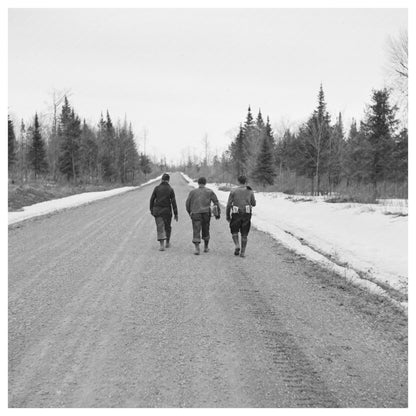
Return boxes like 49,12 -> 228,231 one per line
194,243 -> 200,255
232,234 -> 240,256
204,240 -> 209,253
159,240 -> 165,251
240,237 -> 247,257
165,239 -> 170,248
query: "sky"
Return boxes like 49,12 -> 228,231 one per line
8,8 -> 407,164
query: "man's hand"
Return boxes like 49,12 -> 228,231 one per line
226,217 -> 231,223
174,214 -> 178,222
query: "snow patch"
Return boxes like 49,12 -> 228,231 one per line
8,175 -> 163,225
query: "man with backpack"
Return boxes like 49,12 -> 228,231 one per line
149,173 -> 178,251
226,175 -> 256,258
185,177 -> 221,255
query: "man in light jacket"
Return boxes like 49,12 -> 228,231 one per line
185,177 -> 220,255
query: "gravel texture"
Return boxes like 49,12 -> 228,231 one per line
8,173 -> 407,407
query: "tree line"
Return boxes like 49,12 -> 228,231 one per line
217,85 -> 407,198
8,96 -> 155,184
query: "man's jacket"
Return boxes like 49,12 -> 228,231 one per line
150,181 -> 178,216
186,186 -> 220,215
226,185 -> 256,219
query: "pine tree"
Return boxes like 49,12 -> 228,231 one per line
256,109 -> 265,130
8,115 -> 17,172
100,111 -> 117,181
17,120 -> 28,182
327,112 -> 344,191
230,124 -> 248,176
79,119 -> 99,181
363,88 -> 398,192
298,84 -> 332,194
139,153 -> 152,179
391,127 -> 407,182
58,98 -> 81,181
28,113 -> 48,179
243,106 -> 259,174
252,130 -> 276,187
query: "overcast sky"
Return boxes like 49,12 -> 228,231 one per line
8,8 -> 407,163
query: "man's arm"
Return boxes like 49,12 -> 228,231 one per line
226,191 -> 233,220
149,187 -> 157,213
185,191 -> 192,215
170,188 -> 178,217
210,191 -> 220,214
250,191 -> 256,207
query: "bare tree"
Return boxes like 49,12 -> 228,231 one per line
385,30 -> 408,122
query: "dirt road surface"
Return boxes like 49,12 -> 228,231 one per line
8,173 -> 407,407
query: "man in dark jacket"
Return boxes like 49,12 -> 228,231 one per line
149,173 -> 178,251
226,175 -> 256,257
185,177 -> 220,255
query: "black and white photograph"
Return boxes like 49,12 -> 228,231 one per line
5,0 -> 411,410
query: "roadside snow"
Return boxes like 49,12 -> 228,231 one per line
8,175 -> 162,225
180,173 -> 408,306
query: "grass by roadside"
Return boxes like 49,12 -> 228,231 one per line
8,181 -> 128,212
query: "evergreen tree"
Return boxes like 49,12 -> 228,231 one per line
28,113 -> 48,179
79,119 -> 99,180
58,97 -> 81,181
327,112 -> 344,191
125,123 -> 140,182
256,109 -> 265,130
298,84 -> 332,194
230,124 -> 248,176
243,106 -> 259,174
391,127 -> 408,182
252,127 -> 276,187
139,153 -> 152,179
363,88 -> 398,192
100,111 -> 117,181
8,115 -> 17,172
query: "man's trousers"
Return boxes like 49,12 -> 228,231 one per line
191,212 -> 211,243
153,207 -> 172,241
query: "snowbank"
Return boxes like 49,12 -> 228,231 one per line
180,173 -> 408,306
8,175 -> 162,225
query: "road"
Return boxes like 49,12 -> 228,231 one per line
8,172 -> 408,407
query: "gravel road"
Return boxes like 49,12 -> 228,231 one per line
8,173 -> 408,407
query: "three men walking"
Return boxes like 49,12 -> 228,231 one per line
150,173 -> 255,257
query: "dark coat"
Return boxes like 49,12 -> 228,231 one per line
149,181 -> 178,217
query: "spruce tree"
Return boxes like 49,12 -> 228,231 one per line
79,119 -> 98,181
230,124 -> 248,176
299,84 -> 332,194
28,113 -> 48,179
8,115 -> 17,172
243,106 -> 259,173
252,130 -> 276,187
363,88 -> 398,192
139,153 -> 152,179
327,112 -> 344,191
391,127 -> 407,183
100,111 -> 117,181
58,98 -> 81,181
